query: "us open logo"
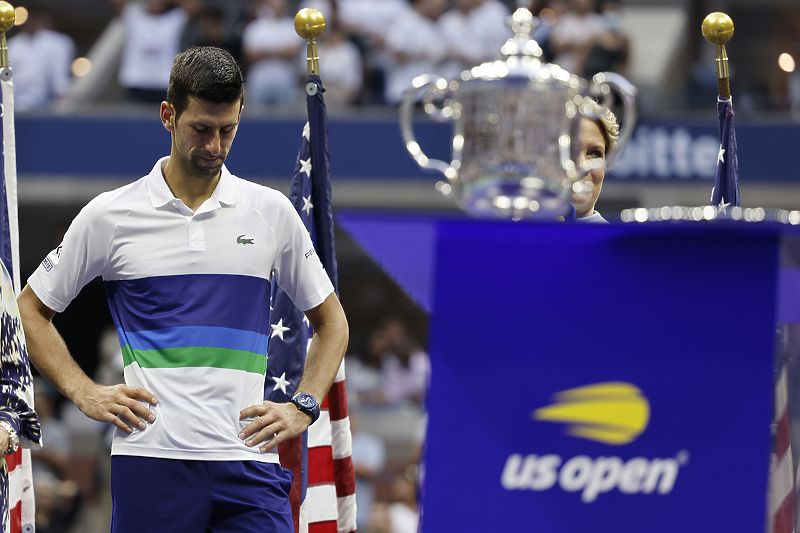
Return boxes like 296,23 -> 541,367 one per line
533,382 -> 650,445
501,382 -> 688,503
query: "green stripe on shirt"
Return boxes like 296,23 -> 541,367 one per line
121,345 -> 267,374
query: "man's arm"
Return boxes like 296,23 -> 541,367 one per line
239,291 -> 349,452
17,284 -> 159,434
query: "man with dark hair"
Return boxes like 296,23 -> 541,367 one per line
167,45 -> 245,117
17,46 -> 349,532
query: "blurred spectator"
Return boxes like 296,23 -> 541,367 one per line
790,67 -> 800,120
379,319 -> 430,406
529,0 -> 570,64
33,470 -> 81,533
31,379 -> 70,479
549,0 -> 607,75
304,3 -> 364,108
31,379 -> 82,533
242,0 -> 303,105
437,0 -> 511,81
372,471 -> 418,533
366,501 -> 392,533
332,0 -> 410,103
347,316 -> 430,406
580,0 -> 629,79
183,7 -> 244,64
7,8 -> 76,112
382,0 -> 447,105
350,407 -> 387,531
345,322 -> 391,407
114,0 -> 201,103
389,473 -> 419,533
410,411 -> 427,498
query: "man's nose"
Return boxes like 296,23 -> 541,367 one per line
206,132 -> 221,156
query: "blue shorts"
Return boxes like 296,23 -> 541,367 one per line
110,456 -> 293,533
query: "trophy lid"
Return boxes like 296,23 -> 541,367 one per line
455,7 -> 580,88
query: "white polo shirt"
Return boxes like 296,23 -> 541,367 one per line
28,157 -> 335,462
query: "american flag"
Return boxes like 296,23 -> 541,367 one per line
0,64 -> 40,533
770,366 -> 795,533
710,96 -> 740,208
264,74 -> 357,533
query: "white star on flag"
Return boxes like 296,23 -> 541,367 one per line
270,319 -> 290,340
717,201 -> 730,214
717,145 -> 725,164
302,195 -> 314,215
303,122 -> 310,140
300,158 -> 312,177
272,372 -> 291,394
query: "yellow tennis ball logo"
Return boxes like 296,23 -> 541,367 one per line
533,382 -> 650,445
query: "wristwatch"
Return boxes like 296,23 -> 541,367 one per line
291,393 -> 320,425
0,421 -> 19,455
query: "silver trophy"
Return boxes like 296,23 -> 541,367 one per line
399,7 -> 637,219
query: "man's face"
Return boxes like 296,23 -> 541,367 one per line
571,118 -> 607,218
165,96 -> 242,180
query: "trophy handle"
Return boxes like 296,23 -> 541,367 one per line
587,72 -> 638,167
398,75 -> 456,180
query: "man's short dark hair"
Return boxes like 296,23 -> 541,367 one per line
167,46 -> 244,118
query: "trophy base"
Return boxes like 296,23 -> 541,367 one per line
620,206 -> 800,225
460,178 -> 571,220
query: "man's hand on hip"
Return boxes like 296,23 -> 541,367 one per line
76,383 -> 158,434
239,401 -> 313,453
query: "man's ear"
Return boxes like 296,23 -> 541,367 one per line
161,102 -> 176,132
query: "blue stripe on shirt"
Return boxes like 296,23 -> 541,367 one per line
104,273 -> 271,335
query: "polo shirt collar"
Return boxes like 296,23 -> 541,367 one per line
147,156 -> 239,209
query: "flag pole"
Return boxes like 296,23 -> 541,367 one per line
702,12 -> 740,208
0,6 -> 41,533
295,8 -> 326,76
0,0 -> 18,289
702,12 -> 734,99
0,1 -> 12,68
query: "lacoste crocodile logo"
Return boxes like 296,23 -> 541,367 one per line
237,235 -> 254,245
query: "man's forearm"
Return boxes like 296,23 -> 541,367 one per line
19,285 -> 158,433
297,293 -> 349,402
18,286 -> 94,404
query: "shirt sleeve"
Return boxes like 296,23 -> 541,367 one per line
271,193 -> 334,312
27,195 -> 115,313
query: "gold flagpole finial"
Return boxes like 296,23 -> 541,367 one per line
702,12 -> 734,98
295,8 -> 326,76
0,2 -> 15,69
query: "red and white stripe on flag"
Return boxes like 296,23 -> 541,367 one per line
302,360 -> 357,533
7,448 -> 34,533
770,366 -> 795,533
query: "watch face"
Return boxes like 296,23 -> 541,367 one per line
296,394 -> 316,409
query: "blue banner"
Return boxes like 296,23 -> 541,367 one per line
418,220 -> 778,532
12,116 -> 800,183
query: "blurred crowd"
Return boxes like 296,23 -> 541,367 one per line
7,0 -> 633,112
345,316 -> 430,532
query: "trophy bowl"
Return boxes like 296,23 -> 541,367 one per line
399,8 -> 637,219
